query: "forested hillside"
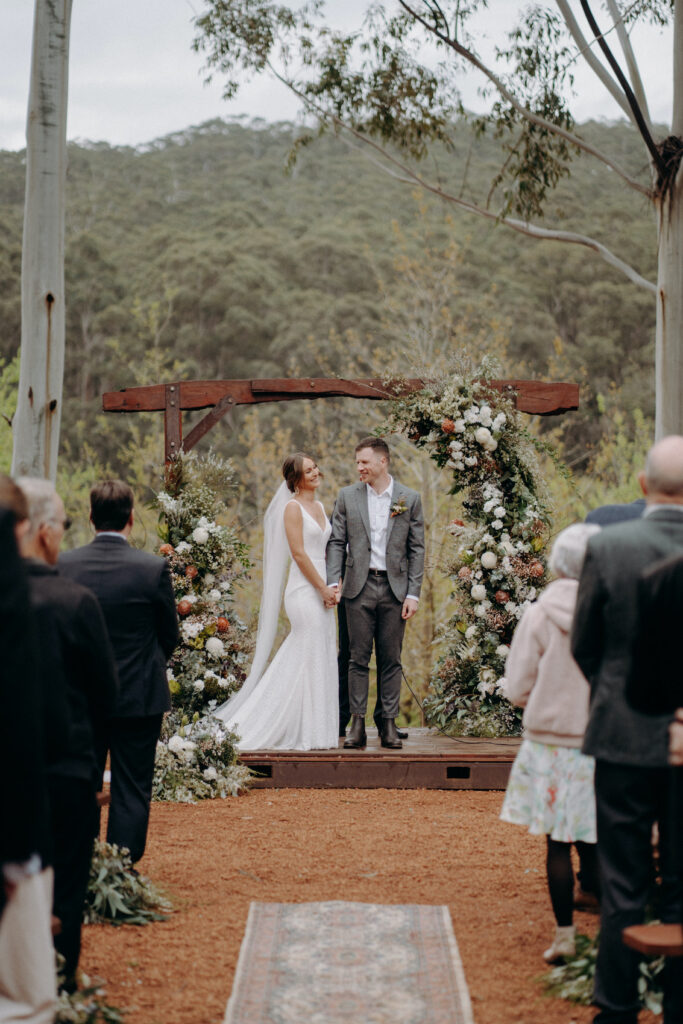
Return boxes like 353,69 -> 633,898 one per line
0,116 -> 657,472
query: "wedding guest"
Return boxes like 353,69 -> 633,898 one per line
59,481 -> 179,865
585,498 -> 645,526
18,477 -> 118,994
571,436 -> 683,1024
0,497 -> 56,1024
500,523 -> 601,963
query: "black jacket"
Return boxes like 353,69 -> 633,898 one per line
25,559 -> 119,784
60,536 -> 179,717
627,550 -> 683,715
571,508 -> 683,767
0,512 -> 50,872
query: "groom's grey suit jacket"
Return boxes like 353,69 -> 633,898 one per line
326,481 -> 425,603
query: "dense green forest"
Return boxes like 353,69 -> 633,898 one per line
0,116 -> 657,479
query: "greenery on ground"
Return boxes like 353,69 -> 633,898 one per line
84,841 -> 171,926
56,970 -> 125,1024
542,931 -> 664,1014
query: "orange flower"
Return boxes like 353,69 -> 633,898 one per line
442,418 -> 456,434
159,543 -> 174,556
216,617 -> 230,633
495,590 -> 510,604
451,518 -> 465,527
185,565 -> 199,580
529,561 -> 545,579
177,599 -> 192,617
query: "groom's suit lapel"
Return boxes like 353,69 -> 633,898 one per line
356,482 -> 371,541
385,480 -> 402,546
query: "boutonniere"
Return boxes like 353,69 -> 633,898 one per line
390,498 -> 408,518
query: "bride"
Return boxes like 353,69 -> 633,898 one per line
214,453 -> 340,750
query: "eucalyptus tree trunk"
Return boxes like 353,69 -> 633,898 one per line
12,0 -> 73,480
655,4 -> 683,439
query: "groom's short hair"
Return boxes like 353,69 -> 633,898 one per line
355,436 -> 390,462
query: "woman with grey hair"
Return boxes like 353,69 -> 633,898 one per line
500,522 -> 601,963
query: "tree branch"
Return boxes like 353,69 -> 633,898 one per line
274,66 -> 657,294
554,0 -> 634,125
579,0 -> 665,177
396,0 -> 652,198
604,0 -> 653,135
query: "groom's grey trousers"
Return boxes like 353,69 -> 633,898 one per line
344,570 -> 406,718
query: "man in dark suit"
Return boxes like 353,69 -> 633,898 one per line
327,437 -> 425,750
571,436 -> 683,1024
585,497 -> 646,526
18,477 -> 119,993
60,480 -> 179,866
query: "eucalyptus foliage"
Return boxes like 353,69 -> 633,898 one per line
84,842 -> 171,926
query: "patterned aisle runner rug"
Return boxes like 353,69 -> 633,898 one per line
224,901 -> 475,1024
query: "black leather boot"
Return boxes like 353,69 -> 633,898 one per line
344,714 -> 367,749
380,718 -> 403,749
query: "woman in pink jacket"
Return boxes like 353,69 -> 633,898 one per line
500,522 -> 601,963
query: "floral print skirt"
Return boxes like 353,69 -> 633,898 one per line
500,739 -> 596,843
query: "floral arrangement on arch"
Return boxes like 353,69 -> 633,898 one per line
389,364 -> 551,736
152,451 -> 254,799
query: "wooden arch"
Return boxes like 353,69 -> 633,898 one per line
102,377 -> 579,462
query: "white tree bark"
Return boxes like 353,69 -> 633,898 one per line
12,0 -> 73,480
655,4 -> 683,439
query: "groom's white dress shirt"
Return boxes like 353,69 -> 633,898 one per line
367,477 -> 419,602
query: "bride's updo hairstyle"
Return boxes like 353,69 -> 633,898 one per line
282,452 -> 321,493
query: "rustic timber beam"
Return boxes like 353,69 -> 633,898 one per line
103,377 -> 579,414
101,377 -> 579,463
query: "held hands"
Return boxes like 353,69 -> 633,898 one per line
402,597 -> 418,621
320,584 -> 338,609
669,708 -> 683,766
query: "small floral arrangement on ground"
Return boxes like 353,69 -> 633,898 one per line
389,361 -> 552,736
153,711 -> 252,803
83,841 -> 171,926
542,931 -> 663,1012
56,966 -> 125,1024
156,451 -> 254,718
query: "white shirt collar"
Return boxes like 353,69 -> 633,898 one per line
643,503 -> 683,517
367,475 -> 393,500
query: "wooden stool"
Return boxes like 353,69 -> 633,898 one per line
622,923 -> 683,957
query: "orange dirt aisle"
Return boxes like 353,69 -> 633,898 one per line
81,789 -> 658,1024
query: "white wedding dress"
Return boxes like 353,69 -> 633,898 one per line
214,493 -> 339,750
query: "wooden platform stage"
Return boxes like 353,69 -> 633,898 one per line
239,729 -> 520,790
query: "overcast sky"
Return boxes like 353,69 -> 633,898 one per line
0,1 -> 673,152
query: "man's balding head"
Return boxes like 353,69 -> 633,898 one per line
641,436 -> 683,503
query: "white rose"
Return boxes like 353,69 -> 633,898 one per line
176,541 -> 191,554
495,677 -> 507,694
192,527 -> 210,545
474,426 -> 492,446
484,437 -> 498,452
203,766 -> 218,781
491,519 -> 503,530
208,588 -> 222,602
464,407 -> 479,423
168,735 -> 185,754
505,601 -> 519,614
494,506 -> 506,518
465,625 -> 478,639
478,405 -> 492,425
197,516 -> 212,529
454,418 -> 466,433
496,645 -> 510,659
205,573 -> 215,585
474,604 -> 488,618
193,679 -> 205,692
483,499 -> 496,513
481,551 -> 498,569
465,456 -> 478,467
493,412 -> 507,429
205,637 -> 225,658
470,584 -> 486,601
217,677 -> 229,688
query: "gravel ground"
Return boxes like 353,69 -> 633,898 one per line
81,790 -> 659,1024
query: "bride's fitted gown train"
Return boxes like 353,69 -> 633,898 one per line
215,501 -> 339,750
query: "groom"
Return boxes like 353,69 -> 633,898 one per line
327,437 -> 425,749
